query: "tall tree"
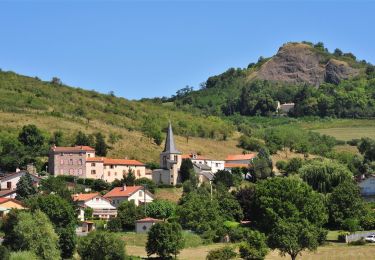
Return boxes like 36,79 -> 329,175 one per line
18,124 -> 45,153
239,230 -> 269,260
95,132 -> 108,156
16,173 -> 37,201
180,159 -> 194,183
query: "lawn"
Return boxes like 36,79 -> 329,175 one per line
154,187 -> 183,203
314,127 -> 375,141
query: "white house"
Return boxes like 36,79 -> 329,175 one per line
0,170 -> 41,191
103,185 -> 154,207
182,153 -> 225,174
72,193 -> 117,220
359,176 -> 375,196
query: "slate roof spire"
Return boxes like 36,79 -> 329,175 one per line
163,122 -> 181,154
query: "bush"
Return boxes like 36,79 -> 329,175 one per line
206,246 -> 237,260
0,245 -> 10,260
342,218 -> 362,232
338,231 -> 350,242
77,231 -> 126,260
348,238 -> 366,246
9,251 -> 38,260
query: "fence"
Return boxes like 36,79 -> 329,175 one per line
345,231 -> 375,243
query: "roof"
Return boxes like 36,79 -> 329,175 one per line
104,186 -> 152,198
182,154 -> 210,160
0,171 -> 41,181
0,189 -> 17,197
86,157 -> 145,166
225,154 -> 256,161
136,217 -> 162,223
224,163 -> 250,168
51,145 -> 95,153
72,193 -> 100,202
162,122 -> 181,154
198,171 -> 214,181
193,163 -> 212,171
0,198 -> 24,206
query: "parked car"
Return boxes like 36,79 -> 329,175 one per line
365,235 -> 375,243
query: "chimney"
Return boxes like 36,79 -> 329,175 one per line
122,184 -> 126,191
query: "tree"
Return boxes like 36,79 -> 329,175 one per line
207,246 -> 237,260
39,176 -> 72,201
116,201 -> 140,231
180,159 -> 194,183
268,219 -> 321,260
285,158 -> 303,175
16,173 -> 37,200
213,170 -> 234,188
9,251 -> 38,260
145,200 -> 175,220
333,48 -> 343,56
217,191 -> 244,222
91,179 -> 110,191
235,184 -> 256,221
51,77 -> 62,85
18,124 -> 45,153
49,131 -> 65,146
239,230 -> 269,260
3,210 -> 60,260
250,149 -> 273,181
327,180 -> 366,229
299,160 -> 352,193
95,132 -> 108,156
134,177 -> 156,193
252,177 -> 328,234
77,231 -> 126,260
123,170 -> 136,186
26,194 -> 77,258
74,131 -> 93,146
84,207 -> 94,220
146,222 -> 184,259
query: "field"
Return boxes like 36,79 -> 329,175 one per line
314,127 -> 375,141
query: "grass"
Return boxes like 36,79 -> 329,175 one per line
314,127 -> 375,141
155,187 -> 183,203
326,230 -> 341,241
120,231 -> 203,248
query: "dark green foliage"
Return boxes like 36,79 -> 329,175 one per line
146,222 -> 184,258
107,217 -> 122,232
235,184 -> 256,221
213,170 -> 234,188
123,170 -> 136,186
249,149 -> 273,181
253,177 -> 328,234
39,176 -> 72,202
91,179 -> 110,192
348,238 -> 366,246
115,201 -> 141,231
285,158 -> 303,174
77,231 -> 126,260
84,207 -> 94,220
74,131 -> 94,146
239,135 -> 264,151
207,246 -> 237,260
180,159 -> 194,183
217,191 -> 244,222
95,132 -> 108,156
18,124 -> 45,153
239,230 -> 269,260
26,194 -> 77,258
275,160 -> 287,173
15,173 -> 37,201
299,160 -> 352,193
49,131 -> 65,146
134,177 -> 156,193
358,137 -> 375,162
0,245 -> 10,260
327,181 -> 366,230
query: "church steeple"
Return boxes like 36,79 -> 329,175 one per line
162,122 -> 181,154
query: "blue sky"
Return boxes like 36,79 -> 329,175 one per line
0,1 -> 374,100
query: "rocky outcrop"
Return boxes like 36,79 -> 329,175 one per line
256,43 -> 358,86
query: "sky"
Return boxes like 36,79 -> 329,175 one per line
0,0 -> 374,100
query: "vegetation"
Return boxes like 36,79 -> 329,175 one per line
206,246 -> 237,260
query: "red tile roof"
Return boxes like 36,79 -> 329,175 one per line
224,163 -> 250,168
104,186 -> 143,198
136,217 -> 162,223
72,193 -> 100,202
0,198 -> 24,206
52,146 -> 95,152
86,157 -> 145,166
225,154 -> 256,161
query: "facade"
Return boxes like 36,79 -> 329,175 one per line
359,176 -> 375,196
0,198 -> 25,217
135,218 -> 162,233
0,171 -> 41,193
153,123 -> 182,185
48,145 -> 95,177
49,145 -> 146,183
86,158 -> 146,183
182,153 -> 225,174
103,185 -> 154,207
72,193 -> 117,220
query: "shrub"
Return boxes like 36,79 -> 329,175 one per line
348,238 -> 366,246
0,245 -> 10,260
9,251 -> 38,260
206,246 -> 237,260
338,231 -> 350,242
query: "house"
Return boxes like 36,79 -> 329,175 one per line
49,145 -> 147,183
72,193 -> 117,220
136,217 -> 162,233
0,198 -> 26,217
0,170 -> 41,191
104,185 -> 154,207
182,153 -> 225,174
0,189 -> 17,199
86,158 -> 146,182
193,163 -> 214,184
359,176 -> 375,196
152,123 -> 182,185
276,101 -> 295,114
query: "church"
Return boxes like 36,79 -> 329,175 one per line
152,122 -> 182,185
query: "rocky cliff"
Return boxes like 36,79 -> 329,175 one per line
255,43 -> 359,86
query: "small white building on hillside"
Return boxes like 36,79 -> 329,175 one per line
0,170 -> 41,191
103,185 -> 154,207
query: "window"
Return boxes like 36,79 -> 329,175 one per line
78,169 -> 83,175
69,169 -> 74,175
69,153 -> 72,156
115,172 -> 117,176
174,155 -> 177,162
170,175 -> 173,178
78,159 -> 83,165
91,163 -> 95,167
110,165 -> 114,169
137,170 -> 141,176
96,198 -> 99,201
69,159 -> 73,165
87,154 -> 91,158
60,159 -> 64,165
60,153 -> 64,156
91,170 -> 96,175
7,182 -> 11,189
216,163 -> 219,167
108,172 -> 111,176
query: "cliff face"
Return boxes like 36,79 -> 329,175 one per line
255,43 -> 359,86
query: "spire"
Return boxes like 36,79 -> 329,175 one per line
162,122 -> 181,154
